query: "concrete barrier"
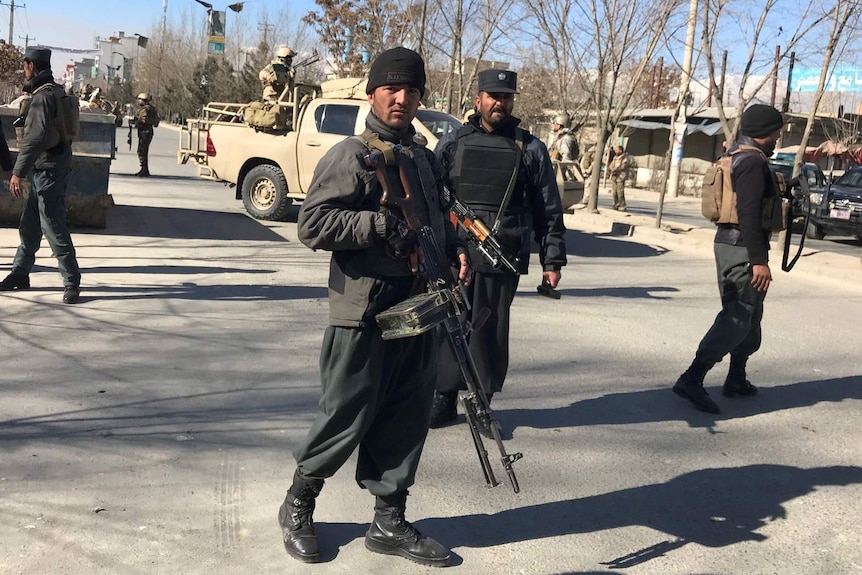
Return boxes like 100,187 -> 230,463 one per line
0,106 -> 116,228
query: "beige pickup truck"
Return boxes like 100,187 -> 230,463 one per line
178,78 -> 463,220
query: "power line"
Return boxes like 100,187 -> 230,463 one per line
18,32 -> 33,48
0,0 -> 25,45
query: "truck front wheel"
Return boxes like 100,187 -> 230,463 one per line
241,164 -> 291,221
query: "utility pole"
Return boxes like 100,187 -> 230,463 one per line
18,33 -> 33,48
663,0 -> 698,204
770,45 -> 780,107
258,20 -> 273,47
0,0 -> 23,44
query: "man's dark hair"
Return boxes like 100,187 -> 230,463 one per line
26,58 -> 51,73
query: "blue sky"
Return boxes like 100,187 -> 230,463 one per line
1,0 -> 318,71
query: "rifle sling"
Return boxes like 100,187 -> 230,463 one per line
492,128 -> 524,235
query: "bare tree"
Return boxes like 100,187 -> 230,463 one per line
700,0 -> 834,143
420,0 -> 509,114
528,0 -> 684,211
791,0 -> 859,179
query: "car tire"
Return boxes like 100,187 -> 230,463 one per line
806,221 -> 825,240
241,164 -> 291,221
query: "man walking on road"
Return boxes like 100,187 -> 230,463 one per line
277,47 -> 468,567
1,46 -> 81,304
429,68 -> 567,430
673,104 -> 785,414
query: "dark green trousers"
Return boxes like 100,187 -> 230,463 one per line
12,167 -> 81,288
294,325 -> 436,496
435,271 -> 520,395
695,243 -> 767,365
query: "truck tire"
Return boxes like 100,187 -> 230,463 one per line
241,164 -> 291,221
805,221 -> 825,240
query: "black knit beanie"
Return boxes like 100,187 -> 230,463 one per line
740,104 -> 785,138
366,47 -> 426,98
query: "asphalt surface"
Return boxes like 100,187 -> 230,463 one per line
1,126 -> 861,575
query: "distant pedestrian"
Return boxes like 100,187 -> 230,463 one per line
672,104 -> 786,414
131,93 -> 160,177
1,46 -> 82,304
608,145 -> 631,211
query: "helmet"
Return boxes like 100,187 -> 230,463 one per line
137,92 -> 151,101
553,113 -> 570,127
276,46 -> 296,59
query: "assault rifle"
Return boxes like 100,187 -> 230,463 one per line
127,105 -> 133,151
445,187 -> 519,274
364,147 -> 523,493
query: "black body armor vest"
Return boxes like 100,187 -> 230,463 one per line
451,130 -> 526,212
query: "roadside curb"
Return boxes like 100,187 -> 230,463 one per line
564,206 -> 862,290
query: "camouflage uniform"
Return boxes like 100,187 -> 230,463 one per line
132,96 -> 159,176
608,148 -> 631,211
259,60 -> 295,102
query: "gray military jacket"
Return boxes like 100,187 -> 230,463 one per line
13,69 -> 72,177
297,113 -> 464,328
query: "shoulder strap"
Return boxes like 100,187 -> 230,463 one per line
360,128 -> 395,165
492,128 -> 524,233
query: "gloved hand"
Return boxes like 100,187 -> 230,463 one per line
376,209 -> 416,259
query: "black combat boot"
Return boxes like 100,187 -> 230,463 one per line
278,469 -> 324,563
672,358 -> 721,414
0,273 -> 30,291
365,493 -> 451,567
429,390 -> 458,428
723,355 -> 758,397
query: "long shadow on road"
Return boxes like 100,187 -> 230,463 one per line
85,204 -> 289,242
535,229 -> 669,259
501,375 -> 862,433
317,464 -> 862,569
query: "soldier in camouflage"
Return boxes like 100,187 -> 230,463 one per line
130,92 -> 160,177
259,46 -> 296,102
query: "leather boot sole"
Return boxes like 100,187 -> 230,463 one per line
277,506 -> 320,563
364,535 -> 450,567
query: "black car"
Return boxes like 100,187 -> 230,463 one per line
768,160 -> 828,222
805,166 -> 862,242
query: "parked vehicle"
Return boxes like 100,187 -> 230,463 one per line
767,159 -> 827,221
177,79 -> 462,220
805,166 -> 862,242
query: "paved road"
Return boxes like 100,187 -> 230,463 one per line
1,126 -> 861,575
584,183 -> 862,258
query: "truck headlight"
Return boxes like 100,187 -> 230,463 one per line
809,192 -> 823,205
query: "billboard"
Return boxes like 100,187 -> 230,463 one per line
793,68 -> 862,92
207,11 -> 226,58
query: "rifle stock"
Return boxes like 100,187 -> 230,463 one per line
364,148 -> 523,493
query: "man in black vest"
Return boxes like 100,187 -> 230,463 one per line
430,69 -> 567,429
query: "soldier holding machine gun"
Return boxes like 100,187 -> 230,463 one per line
278,47 -> 470,568
431,68 -> 568,429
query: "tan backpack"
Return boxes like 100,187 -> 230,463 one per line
701,144 -> 785,232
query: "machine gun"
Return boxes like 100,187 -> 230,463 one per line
781,173 -> 811,272
293,51 -> 320,70
364,146 -> 523,493
445,187 -> 519,274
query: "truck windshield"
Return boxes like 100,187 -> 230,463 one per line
416,110 -> 462,142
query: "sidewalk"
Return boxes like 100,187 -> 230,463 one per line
564,184 -> 862,289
